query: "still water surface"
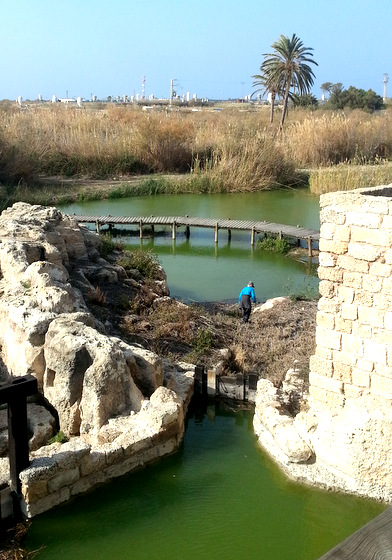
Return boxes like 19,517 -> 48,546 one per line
25,403 -> 385,560
60,189 -> 320,302
34,190 -> 385,559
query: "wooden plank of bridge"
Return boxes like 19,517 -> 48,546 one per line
317,507 -> 392,559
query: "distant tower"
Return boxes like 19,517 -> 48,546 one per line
38,93 -> 42,102
142,75 -> 146,100
383,73 -> 389,102
17,96 -> 22,107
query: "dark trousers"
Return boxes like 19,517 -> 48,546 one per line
241,307 -> 251,323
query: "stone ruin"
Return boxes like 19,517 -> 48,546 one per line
0,202 -> 194,517
254,184 -> 392,502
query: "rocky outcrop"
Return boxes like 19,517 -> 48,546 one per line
0,202 -> 194,516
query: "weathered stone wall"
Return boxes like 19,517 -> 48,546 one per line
254,185 -> 392,502
310,185 -> 392,411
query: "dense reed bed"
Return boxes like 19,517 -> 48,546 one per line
0,102 -> 391,197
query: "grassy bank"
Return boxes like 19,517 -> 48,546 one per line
0,102 -> 391,205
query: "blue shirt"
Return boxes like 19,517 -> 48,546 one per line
238,286 -> 256,305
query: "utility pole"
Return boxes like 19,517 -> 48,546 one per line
383,73 -> 389,102
142,75 -> 146,100
170,78 -> 178,106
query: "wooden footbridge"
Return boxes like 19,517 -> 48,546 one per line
72,214 -> 320,255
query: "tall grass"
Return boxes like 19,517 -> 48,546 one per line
0,103 -> 392,195
309,162 -> 392,194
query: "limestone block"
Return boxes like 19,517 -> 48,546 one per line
385,249 -> 392,265
318,267 -> 344,283
319,207 -> 346,225
343,271 -> 363,289
334,225 -> 351,242
341,333 -> 364,357
52,440 -> 91,469
369,262 -> 391,278
385,312 -> 392,331
373,293 -> 392,310
344,385 -> 365,399
309,355 -> 333,377
319,281 -> 336,298
319,253 -> 336,267
19,456 -> 58,486
337,255 -> 369,274
381,214 -> 392,229
309,371 -> 344,394
352,321 -> 372,339
362,275 -> 383,293
374,363 -> 392,378
341,302 -> 358,321
356,358 -> 374,372
348,243 -> 382,262
47,467 -> 80,493
23,486 -> 70,518
351,227 -> 392,247
335,317 -> 352,334
358,306 -> 384,327
371,374 -> 392,399
352,368 -> 371,388
382,277 -> 392,296
332,349 -> 358,366
354,289 -> 374,307
315,346 -> 333,360
308,385 -> 345,410
364,339 -> 387,365
319,239 -> 348,255
79,449 -> 105,477
333,362 -> 352,383
318,297 -> 341,313
320,223 -> 336,240
316,311 -> 335,330
316,326 -> 342,350
373,328 -> 392,346
346,211 -> 381,228
337,286 -> 354,304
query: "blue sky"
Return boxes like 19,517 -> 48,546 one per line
1,0 -> 390,101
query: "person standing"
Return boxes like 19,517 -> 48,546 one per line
238,281 -> 256,324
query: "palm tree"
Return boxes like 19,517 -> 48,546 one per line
259,34 -> 318,128
252,71 -> 283,124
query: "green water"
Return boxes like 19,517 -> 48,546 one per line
60,189 -> 320,302
25,402 -> 385,560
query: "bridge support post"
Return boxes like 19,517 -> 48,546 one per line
214,223 -> 219,244
95,220 -> 100,234
172,221 -> 177,240
308,236 -> 313,258
185,225 -> 190,239
139,220 -> 143,239
251,227 -> 255,245
228,229 -> 231,241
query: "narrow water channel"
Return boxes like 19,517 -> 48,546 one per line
25,401 -> 385,560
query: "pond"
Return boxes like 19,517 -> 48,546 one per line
27,188 -> 384,559
60,189 -> 320,302
24,401 -> 385,560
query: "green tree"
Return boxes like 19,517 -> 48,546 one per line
252,72 -> 283,124
292,93 -> 318,108
258,33 -> 318,128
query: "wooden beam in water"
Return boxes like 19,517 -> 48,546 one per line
317,507 -> 392,559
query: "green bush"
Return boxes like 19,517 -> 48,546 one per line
118,249 -> 162,279
257,235 -> 291,253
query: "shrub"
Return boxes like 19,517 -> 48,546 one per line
257,235 -> 291,253
118,249 -> 162,279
